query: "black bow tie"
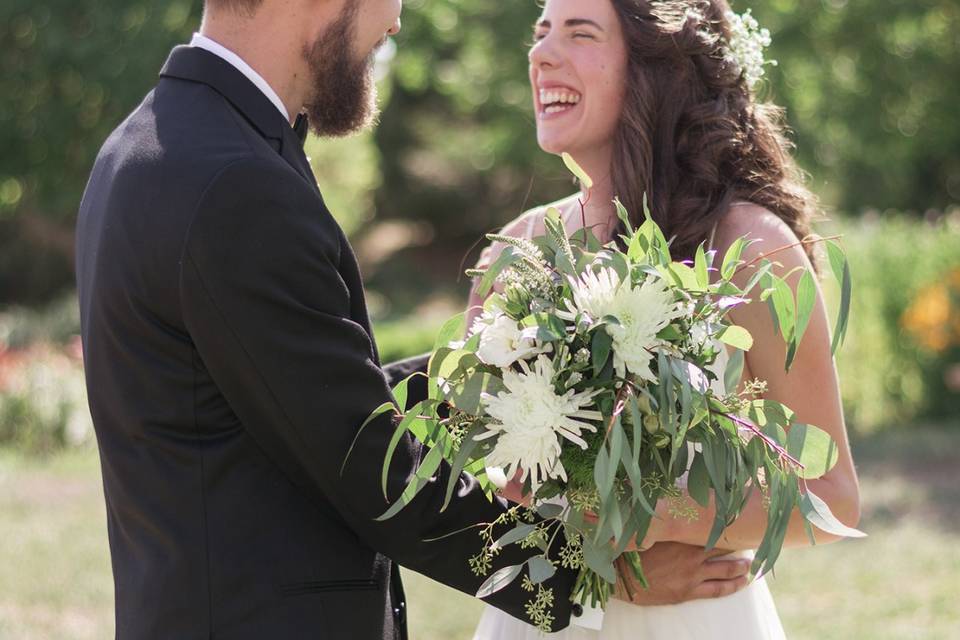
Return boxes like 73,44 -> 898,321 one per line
293,112 -> 309,146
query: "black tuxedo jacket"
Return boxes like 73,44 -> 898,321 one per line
76,46 -> 576,639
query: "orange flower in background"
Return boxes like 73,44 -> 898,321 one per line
901,268 -> 960,354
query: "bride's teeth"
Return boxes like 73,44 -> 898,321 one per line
539,88 -> 582,111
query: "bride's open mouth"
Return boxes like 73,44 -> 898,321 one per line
538,87 -> 582,120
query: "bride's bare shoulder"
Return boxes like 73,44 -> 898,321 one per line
714,201 -> 801,257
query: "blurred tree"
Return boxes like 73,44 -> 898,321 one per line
754,0 -> 960,214
1,0 -> 958,306
0,0 -> 202,303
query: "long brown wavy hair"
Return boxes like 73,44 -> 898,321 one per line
608,0 -> 820,266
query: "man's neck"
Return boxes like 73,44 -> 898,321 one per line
199,16 -> 306,124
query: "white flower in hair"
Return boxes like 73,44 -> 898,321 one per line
725,9 -> 777,90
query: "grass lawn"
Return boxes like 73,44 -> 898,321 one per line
1,426 -> 958,639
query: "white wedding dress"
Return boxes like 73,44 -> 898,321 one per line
472,211 -> 787,640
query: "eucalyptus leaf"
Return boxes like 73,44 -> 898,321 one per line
724,349 -> 745,395
717,325 -> 754,351
494,523 -> 538,548
786,423 -> 840,479
800,490 -> 867,538
826,240 -> 852,353
784,269 -> 817,370
687,452 -> 711,508
528,556 -> 557,584
582,540 -> 617,584
376,442 -> 445,521
476,564 -> 524,598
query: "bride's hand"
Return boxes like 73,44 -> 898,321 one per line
496,470 -> 531,507
613,543 -> 751,605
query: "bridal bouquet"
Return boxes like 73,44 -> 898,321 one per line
350,156 -> 863,631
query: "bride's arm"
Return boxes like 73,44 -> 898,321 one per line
646,206 -> 861,551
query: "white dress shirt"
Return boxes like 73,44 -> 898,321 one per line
190,33 -> 291,123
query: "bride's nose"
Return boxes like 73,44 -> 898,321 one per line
529,36 -> 561,70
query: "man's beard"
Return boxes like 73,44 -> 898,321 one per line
302,5 -> 381,138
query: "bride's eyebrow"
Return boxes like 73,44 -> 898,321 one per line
534,18 -> 605,31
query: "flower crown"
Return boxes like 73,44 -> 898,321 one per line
724,9 -> 777,90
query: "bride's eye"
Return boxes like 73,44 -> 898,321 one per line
572,32 -> 596,40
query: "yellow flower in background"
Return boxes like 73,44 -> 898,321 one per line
902,268 -> 960,353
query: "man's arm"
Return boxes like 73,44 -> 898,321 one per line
179,157 -> 576,629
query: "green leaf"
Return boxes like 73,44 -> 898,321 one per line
826,240 -> 852,353
664,262 -> 701,291
476,564 -> 525,598
562,152 -> 594,189
441,424 -> 486,511
520,312 -> 566,343
494,523 -> 538,548
376,441 -> 445,521
787,423 -> 840,479
433,313 -> 466,352
786,269 -> 817,370
687,452 -> 711,508
766,273 -> 796,342
528,556 -> 557,584
800,490 -> 867,538
592,329 -> 614,377
477,246 -> 518,298
341,401 -> 396,477
721,237 -> 749,280
614,198 -> 634,234
717,325 -> 754,351
537,502 -> 564,519
724,349 -> 745,395
447,372 -> 503,415
582,540 -> 617,584
381,400 -> 428,496
694,243 -> 710,289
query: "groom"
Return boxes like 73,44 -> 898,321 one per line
76,0 -> 751,637
75,0 -> 582,637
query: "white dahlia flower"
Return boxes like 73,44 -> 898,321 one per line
472,310 -> 548,368
479,355 -> 602,489
607,277 -> 685,382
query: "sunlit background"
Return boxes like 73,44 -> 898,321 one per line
1,0 -> 958,638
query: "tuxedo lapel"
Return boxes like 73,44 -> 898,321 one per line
159,46 -> 316,187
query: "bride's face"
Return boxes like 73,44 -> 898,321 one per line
529,0 -> 628,158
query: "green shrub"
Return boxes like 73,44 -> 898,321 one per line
831,211 -> 960,430
0,343 -> 92,455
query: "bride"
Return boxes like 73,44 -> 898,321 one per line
466,0 -> 861,637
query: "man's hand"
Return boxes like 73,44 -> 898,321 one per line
613,542 -> 751,605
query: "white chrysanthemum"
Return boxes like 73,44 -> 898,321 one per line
557,266 -> 623,323
472,310 -> 548,368
479,356 -> 602,489
606,277 -> 685,382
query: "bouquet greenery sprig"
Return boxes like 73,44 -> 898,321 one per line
349,155 -> 864,631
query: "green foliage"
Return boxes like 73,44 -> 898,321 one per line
0,0 -> 201,221
0,344 -> 93,455
831,212 -> 960,428
752,0 -> 960,212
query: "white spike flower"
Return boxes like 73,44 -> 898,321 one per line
606,276 -> 685,382
556,266 -> 623,324
479,355 -> 602,490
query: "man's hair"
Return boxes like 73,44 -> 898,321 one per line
204,0 -> 265,17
